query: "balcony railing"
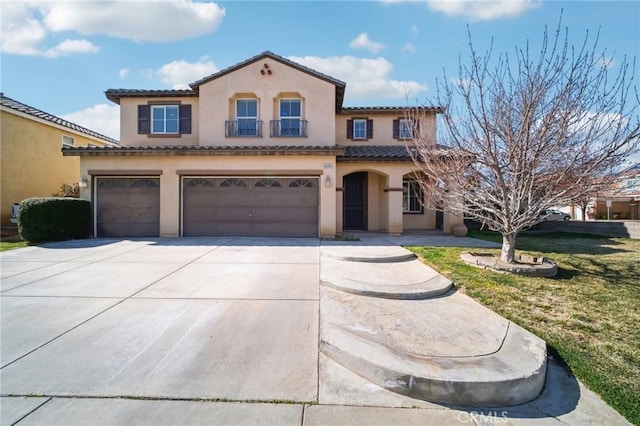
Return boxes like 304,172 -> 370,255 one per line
225,120 -> 263,137
270,119 -> 308,137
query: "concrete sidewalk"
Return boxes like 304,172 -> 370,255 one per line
0,236 -> 631,425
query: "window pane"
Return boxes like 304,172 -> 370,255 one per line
400,119 -> 413,138
289,99 -> 301,117
280,99 -> 300,118
152,107 -> 165,120
237,99 -> 257,118
280,100 -> 290,117
354,119 -> 366,139
238,118 -> 257,136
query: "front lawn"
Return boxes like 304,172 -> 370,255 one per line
408,231 -> 640,425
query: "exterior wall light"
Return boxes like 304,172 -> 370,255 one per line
324,175 -> 332,188
79,175 -> 89,188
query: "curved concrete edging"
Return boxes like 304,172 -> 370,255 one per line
321,246 -> 416,263
321,321 -> 548,407
320,256 -> 452,300
319,241 -> 548,407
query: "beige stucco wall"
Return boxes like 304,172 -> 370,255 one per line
79,155 -> 337,237
119,97 -> 200,146
335,112 -> 437,146
198,58 -> 336,147
0,110 -> 113,225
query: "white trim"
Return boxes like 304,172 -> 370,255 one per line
352,118 -> 367,140
151,105 -> 179,134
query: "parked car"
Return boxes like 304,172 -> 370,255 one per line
540,209 -> 571,221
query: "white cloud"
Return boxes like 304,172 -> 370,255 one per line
288,55 -> 427,102
0,2 -> 98,58
411,25 -> 419,36
155,59 -> 219,89
42,39 -> 99,58
60,104 -> 121,141
42,0 -> 226,42
349,33 -> 385,54
1,1 -> 225,58
119,68 -> 130,79
403,42 -> 416,53
425,0 -> 540,21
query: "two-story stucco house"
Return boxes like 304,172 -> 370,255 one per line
1,94 -> 118,227
63,51 -> 463,238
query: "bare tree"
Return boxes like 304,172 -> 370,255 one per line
407,19 -> 639,263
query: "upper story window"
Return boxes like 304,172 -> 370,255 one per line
152,105 -> 179,134
403,180 -> 423,214
62,135 -> 75,147
624,177 -> 639,189
236,99 -> 259,137
393,118 -> 418,140
347,118 -> 373,140
279,99 -> 302,136
138,104 -> 191,136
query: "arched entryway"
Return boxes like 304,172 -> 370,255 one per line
343,172 -> 368,230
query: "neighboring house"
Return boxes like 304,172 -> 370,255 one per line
591,163 -> 640,220
63,51 -> 463,238
0,93 -> 119,226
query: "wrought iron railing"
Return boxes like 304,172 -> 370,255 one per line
225,120 -> 263,137
270,119 -> 308,137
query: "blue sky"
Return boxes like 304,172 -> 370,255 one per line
1,0 -> 639,141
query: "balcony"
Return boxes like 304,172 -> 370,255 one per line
225,120 -> 263,138
270,119 -> 308,137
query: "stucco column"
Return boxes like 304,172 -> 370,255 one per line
320,168 -> 337,238
442,193 -> 464,234
159,171 -> 180,237
386,173 -> 404,235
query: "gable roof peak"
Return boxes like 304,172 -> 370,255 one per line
189,50 -> 345,89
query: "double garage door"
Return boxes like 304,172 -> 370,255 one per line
182,177 -> 318,237
95,176 -> 319,238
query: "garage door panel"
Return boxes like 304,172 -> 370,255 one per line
96,178 -> 160,238
182,176 -> 318,237
217,206 -> 252,221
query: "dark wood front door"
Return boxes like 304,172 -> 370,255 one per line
343,172 -> 367,230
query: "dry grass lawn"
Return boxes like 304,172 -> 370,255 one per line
409,231 -> 640,425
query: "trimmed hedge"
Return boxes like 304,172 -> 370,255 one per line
18,197 -> 91,243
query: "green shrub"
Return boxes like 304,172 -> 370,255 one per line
18,197 -> 91,243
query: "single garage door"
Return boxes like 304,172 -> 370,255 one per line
95,177 -> 160,237
182,177 -> 318,237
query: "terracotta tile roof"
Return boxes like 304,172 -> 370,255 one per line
339,145 -> 416,161
340,106 -> 444,114
105,89 -> 196,104
62,144 -> 345,156
1,93 -> 119,145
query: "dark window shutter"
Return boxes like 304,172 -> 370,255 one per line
347,119 -> 353,139
179,104 -> 191,134
138,105 -> 150,134
366,119 -> 373,139
392,119 -> 399,139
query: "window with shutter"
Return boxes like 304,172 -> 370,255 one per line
138,105 -> 150,134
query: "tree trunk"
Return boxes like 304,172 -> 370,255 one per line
501,233 -> 517,263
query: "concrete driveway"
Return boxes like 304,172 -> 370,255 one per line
1,238 -> 319,404
0,236 -> 631,425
